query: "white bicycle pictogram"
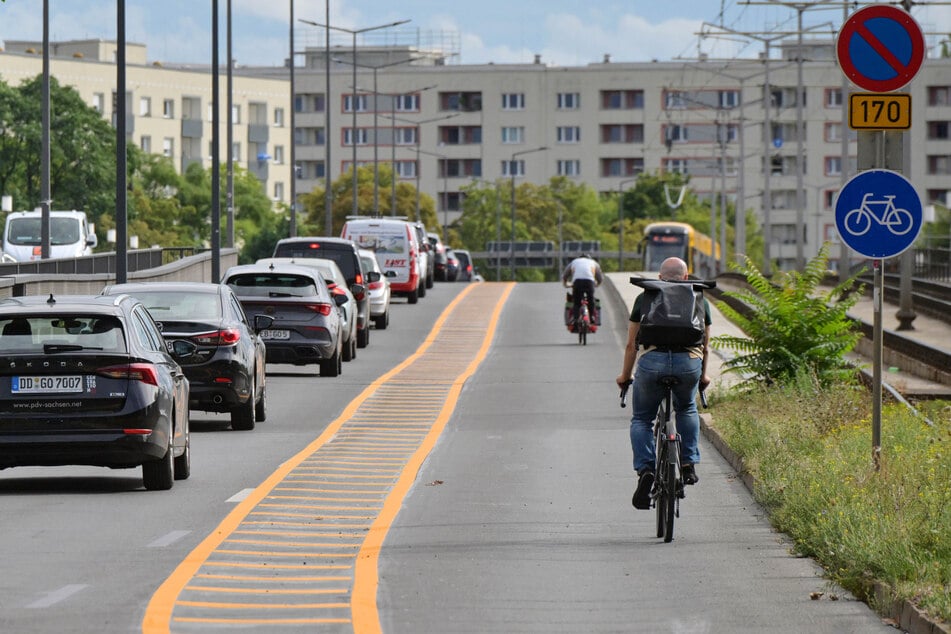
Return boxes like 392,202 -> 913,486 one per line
843,193 -> 914,236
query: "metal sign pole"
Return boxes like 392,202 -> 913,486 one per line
872,258 -> 883,471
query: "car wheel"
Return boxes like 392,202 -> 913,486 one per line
375,312 -> 389,330
407,288 -> 419,304
426,274 -> 434,289
231,377 -> 256,431
254,371 -> 267,422
320,347 -> 341,377
343,334 -> 354,361
173,409 -> 191,481
143,435 -> 174,491
357,326 -> 369,348
418,281 -> 427,298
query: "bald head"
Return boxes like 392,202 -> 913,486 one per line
659,257 -> 688,281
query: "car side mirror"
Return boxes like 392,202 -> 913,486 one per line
366,271 -> 381,283
169,339 -> 198,358
86,233 -> 98,248
333,293 -> 349,306
253,314 -> 275,332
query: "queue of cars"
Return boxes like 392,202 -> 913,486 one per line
0,218 -> 479,490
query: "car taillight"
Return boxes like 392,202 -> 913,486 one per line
355,272 -> 364,285
193,328 -> 241,346
98,363 -> 159,386
304,303 -> 333,316
368,281 -> 383,290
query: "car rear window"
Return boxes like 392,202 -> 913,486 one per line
127,291 -> 222,321
226,273 -> 318,298
0,314 -> 127,353
273,242 -> 357,281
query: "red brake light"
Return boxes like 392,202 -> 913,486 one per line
304,303 -> 333,316
193,328 -> 241,346
355,272 -> 364,285
308,243 -> 321,250
368,281 -> 383,290
98,363 -> 159,386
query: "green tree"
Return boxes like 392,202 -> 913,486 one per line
14,76 -> 116,220
712,244 -> 864,388
299,164 -> 439,236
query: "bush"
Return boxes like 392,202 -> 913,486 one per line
712,245 -> 864,388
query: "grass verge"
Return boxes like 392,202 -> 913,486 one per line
709,378 -> 951,625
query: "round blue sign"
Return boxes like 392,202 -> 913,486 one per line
834,169 -> 922,259
772,138 -> 783,149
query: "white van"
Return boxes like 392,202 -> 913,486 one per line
340,217 -> 424,304
2,209 -> 98,262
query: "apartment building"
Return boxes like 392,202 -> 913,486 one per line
277,39 -> 950,271
0,39 -> 293,207
2,38 -> 949,271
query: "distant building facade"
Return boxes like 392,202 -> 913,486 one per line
0,39 -> 293,209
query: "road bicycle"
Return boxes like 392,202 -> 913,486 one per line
843,192 -> 914,237
564,291 -> 598,345
621,377 -> 707,543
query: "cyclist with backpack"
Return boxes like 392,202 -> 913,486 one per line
562,253 -> 603,325
615,257 -> 712,510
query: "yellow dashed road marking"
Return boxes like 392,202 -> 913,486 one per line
142,282 -> 514,632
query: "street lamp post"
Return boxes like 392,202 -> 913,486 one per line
299,18 -> 410,217
509,146 -> 548,280
618,177 -> 639,271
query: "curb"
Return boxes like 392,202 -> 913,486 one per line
699,415 -> 950,634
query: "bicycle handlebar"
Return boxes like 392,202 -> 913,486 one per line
619,379 -> 633,408
699,389 -> 708,408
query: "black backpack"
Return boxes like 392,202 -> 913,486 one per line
630,277 -> 715,348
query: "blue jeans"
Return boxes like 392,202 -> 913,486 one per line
628,350 -> 702,474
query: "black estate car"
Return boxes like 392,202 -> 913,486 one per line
101,282 -> 271,431
0,294 -> 192,490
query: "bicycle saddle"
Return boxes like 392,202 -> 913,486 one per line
658,375 -> 681,387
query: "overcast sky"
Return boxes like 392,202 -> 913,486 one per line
1,1 -> 949,68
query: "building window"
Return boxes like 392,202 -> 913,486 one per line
139,96 -> 151,116
927,155 -> 951,175
502,159 -> 525,177
601,90 -> 644,109
344,95 -> 368,113
501,93 -> 525,110
162,99 -> 174,119
162,137 -> 174,158
232,104 -> 241,124
825,156 -> 842,176
140,135 -> 151,153
719,90 -> 740,108
664,91 -> 687,109
274,182 -> 284,201
501,126 -> 524,144
927,86 -> 950,106
557,93 -> 580,109
273,145 -> 284,164
344,128 -> 369,146
92,93 -> 105,113
557,160 -> 581,176
395,94 -> 420,112
232,142 -> 241,161
927,121 -> 950,140
825,88 -> 843,107
556,126 -> 581,143
274,107 -> 285,127
395,160 -> 416,178
394,127 -> 417,145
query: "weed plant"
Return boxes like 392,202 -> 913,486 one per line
711,381 -> 951,624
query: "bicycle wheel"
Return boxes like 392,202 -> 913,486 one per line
655,440 -> 667,538
663,462 -> 676,542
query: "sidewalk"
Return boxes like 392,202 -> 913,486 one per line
605,272 -> 951,399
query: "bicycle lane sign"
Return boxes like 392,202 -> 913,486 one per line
834,169 -> 922,259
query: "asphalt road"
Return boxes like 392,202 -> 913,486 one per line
0,280 -> 895,633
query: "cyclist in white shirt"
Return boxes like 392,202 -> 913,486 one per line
562,253 -> 603,325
